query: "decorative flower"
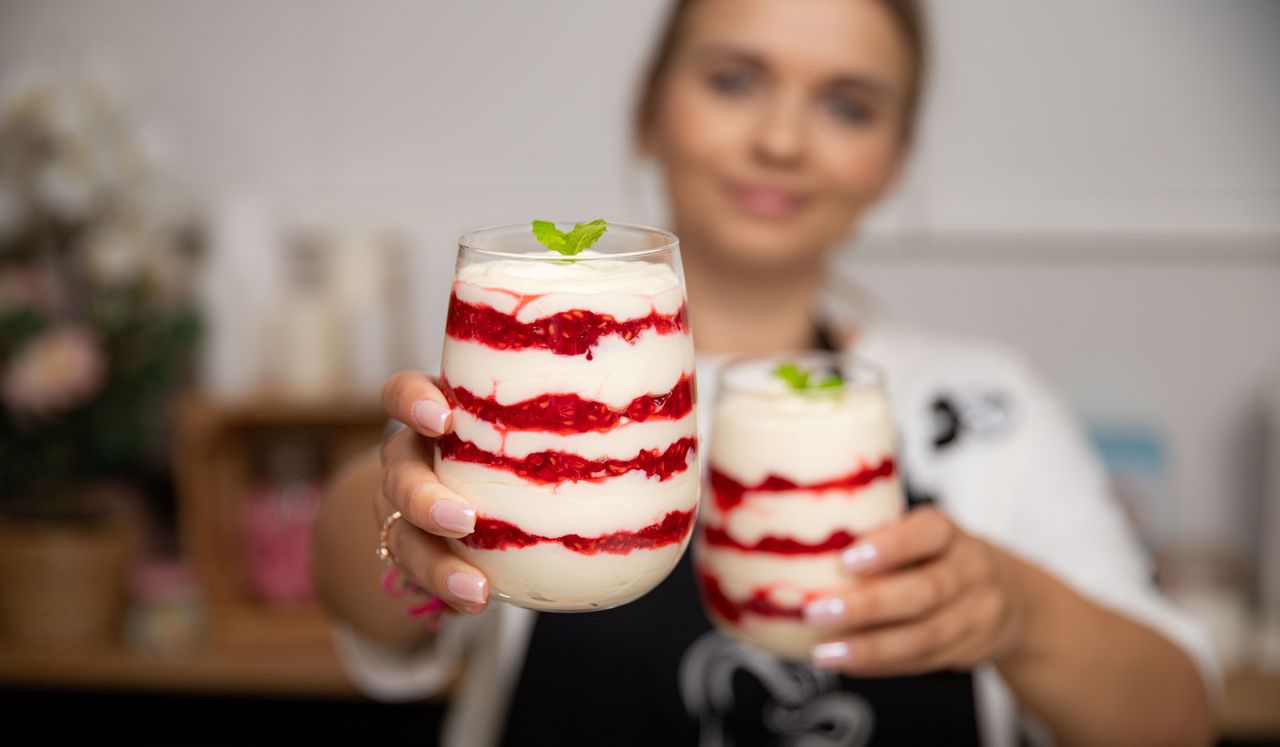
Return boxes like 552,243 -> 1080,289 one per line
0,265 -> 67,316
2,325 -> 107,416
82,222 -> 145,287
34,157 -> 97,223
0,67 -> 197,517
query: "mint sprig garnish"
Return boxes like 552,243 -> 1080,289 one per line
774,361 -> 843,391
532,219 -> 609,256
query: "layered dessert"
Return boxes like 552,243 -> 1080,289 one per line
436,238 -> 699,612
696,356 -> 904,658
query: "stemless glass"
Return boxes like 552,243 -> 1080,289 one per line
695,351 -> 905,658
435,222 -> 699,612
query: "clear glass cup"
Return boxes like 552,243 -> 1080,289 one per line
695,351 -> 905,658
435,222 -> 699,611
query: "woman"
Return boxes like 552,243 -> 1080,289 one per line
314,1 -> 1217,744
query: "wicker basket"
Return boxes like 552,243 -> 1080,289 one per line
0,515 -> 133,648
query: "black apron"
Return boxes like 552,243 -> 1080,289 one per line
500,324 -> 981,746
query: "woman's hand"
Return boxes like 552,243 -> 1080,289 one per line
803,507 -> 1037,675
376,370 -> 491,615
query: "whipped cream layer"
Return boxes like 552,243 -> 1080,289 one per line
454,256 -> 685,323
434,459 -> 699,537
712,384 -> 896,486
442,333 -> 693,407
711,479 -> 903,546
451,410 -> 697,461
454,541 -> 691,611
720,617 -> 838,661
437,255 -> 698,611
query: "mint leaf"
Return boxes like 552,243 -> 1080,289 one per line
532,220 -> 567,253
532,219 -> 608,256
774,361 -> 844,391
817,374 -> 844,389
562,219 -> 608,254
774,362 -> 810,390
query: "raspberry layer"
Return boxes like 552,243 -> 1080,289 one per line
700,525 -> 859,555
697,561 -> 851,660
461,509 -> 694,555
445,292 -> 688,358
436,433 -> 696,484
697,568 -> 804,622
709,458 -> 896,513
444,375 -> 694,434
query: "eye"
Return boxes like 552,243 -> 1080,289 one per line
825,94 -> 873,125
707,68 -> 757,97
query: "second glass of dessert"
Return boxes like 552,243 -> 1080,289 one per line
695,352 -> 905,658
435,221 -> 699,612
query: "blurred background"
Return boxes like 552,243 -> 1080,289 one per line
0,0 -> 1277,743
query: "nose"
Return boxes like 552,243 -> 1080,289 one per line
751,91 -> 807,169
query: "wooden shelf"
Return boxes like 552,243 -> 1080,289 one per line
172,392 -> 386,633
0,395 -> 386,700
180,395 -> 386,428
0,639 -> 358,698
213,602 -> 336,649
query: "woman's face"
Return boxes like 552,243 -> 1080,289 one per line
647,0 -> 913,271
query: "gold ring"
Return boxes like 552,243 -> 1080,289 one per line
376,510 -> 404,566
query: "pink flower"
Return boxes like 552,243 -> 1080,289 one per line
2,325 -> 107,416
0,265 -> 69,316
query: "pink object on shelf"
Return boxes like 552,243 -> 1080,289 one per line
125,556 -> 208,654
131,557 -> 201,601
240,480 -> 320,607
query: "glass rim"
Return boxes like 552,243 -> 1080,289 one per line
458,221 -> 680,261
716,349 -> 885,397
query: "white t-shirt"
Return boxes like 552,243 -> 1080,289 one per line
331,322 -> 1218,747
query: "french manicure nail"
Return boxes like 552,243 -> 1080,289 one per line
804,597 -> 846,625
841,542 -> 879,572
811,641 -> 852,668
445,572 -> 487,605
412,399 -> 450,435
431,500 -> 476,534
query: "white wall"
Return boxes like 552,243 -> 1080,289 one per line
2,0 -> 1277,545
2,0 -> 1276,234
890,1 -> 1280,236
842,238 -> 1280,548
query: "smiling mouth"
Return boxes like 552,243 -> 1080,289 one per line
726,181 -> 811,220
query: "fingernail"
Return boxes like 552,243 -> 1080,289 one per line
841,542 -> 879,572
445,571 -> 487,604
430,500 -> 476,534
412,399 -> 451,435
811,641 -> 852,668
804,597 -> 846,625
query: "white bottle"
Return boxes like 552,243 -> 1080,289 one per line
270,233 -> 340,401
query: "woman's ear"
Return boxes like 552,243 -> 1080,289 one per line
635,88 -> 675,161
636,117 -> 660,160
